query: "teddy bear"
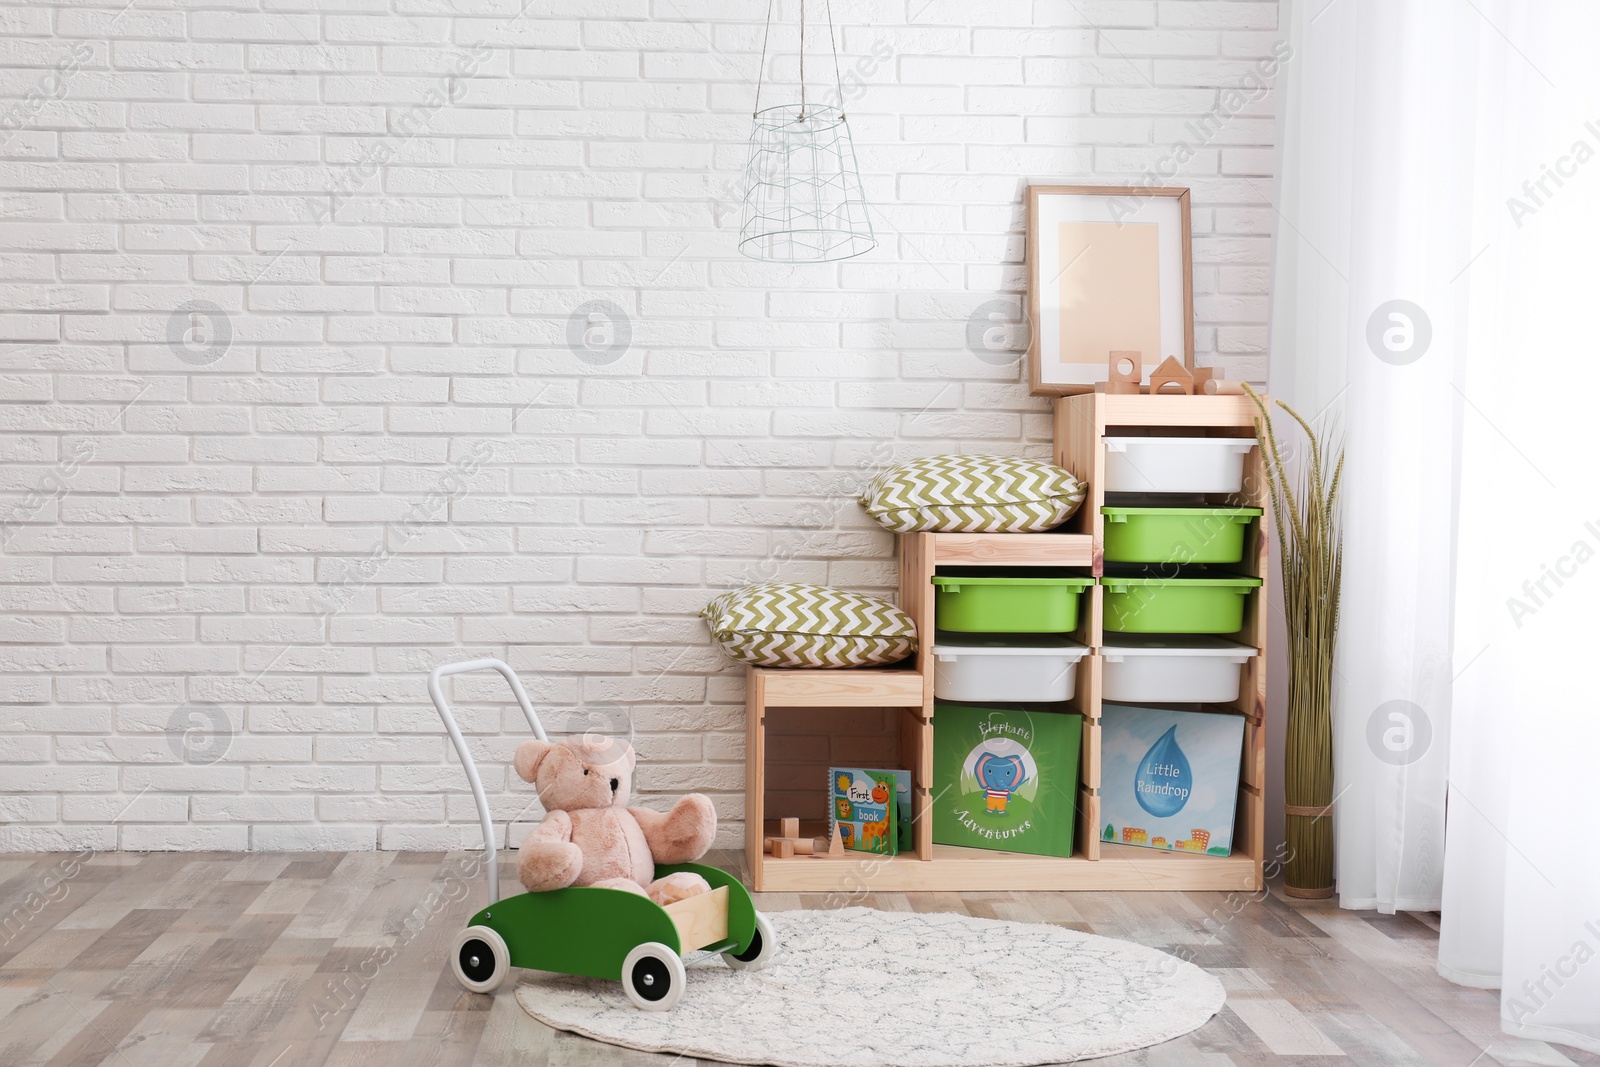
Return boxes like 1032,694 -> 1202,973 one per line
513,733 -> 717,905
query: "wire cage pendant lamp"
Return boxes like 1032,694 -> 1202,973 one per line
737,0 -> 875,262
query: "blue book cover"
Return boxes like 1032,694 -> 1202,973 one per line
1100,705 -> 1245,855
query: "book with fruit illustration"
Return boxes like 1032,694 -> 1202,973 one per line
828,767 -> 900,856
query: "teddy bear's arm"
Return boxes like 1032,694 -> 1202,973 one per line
628,794 -> 716,865
526,808 -> 573,843
517,809 -> 585,892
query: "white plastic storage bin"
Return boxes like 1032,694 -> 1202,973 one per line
932,639 -> 1089,702
1101,635 -> 1257,703
1103,436 -> 1257,494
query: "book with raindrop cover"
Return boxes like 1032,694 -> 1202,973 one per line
931,703 -> 1083,858
1099,704 -> 1246,855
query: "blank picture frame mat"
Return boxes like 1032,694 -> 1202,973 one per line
1056,220 -> 1162,368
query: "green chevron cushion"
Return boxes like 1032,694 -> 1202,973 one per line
859,454 -> 1087,533
701,583 -> 918,669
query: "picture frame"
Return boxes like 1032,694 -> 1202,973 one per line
1025,185 -> 1194,396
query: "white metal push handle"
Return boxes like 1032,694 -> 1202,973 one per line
428,658 -> 548,907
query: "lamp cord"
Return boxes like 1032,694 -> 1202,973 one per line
753,0 -> 775,117
824,0 -> 843,116
798,0 -> 806,118
751,0 -> 848,122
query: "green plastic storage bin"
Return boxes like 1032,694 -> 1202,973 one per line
1100,574 -> 1262,634
931,574 -> 1094,633
1102,507 -> 1262,564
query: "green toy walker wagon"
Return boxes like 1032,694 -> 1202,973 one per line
428,659 -> 776,1011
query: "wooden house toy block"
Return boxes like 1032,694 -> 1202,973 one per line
1105,351 -> 1143,395
1148,356 -> 1194,395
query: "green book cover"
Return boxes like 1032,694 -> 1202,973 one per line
828,767 -> 900,855
932,703 -> 1083,858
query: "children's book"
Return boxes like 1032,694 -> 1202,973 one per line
827,767 -> 901,856
931,703 -> 1083,858
1099,704 -> 1245,855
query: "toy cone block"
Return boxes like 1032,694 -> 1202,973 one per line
1148,356 -> 1194,395
779,817 -> 799,839
813,828 -> 849,858
1105,350 -> 1143,394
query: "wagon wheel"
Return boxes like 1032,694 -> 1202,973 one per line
451,925 -> 510,994
722,912 -> 776,971
621,942 -> 686,1011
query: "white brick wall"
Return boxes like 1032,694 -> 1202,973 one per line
0,0 -> 1281,851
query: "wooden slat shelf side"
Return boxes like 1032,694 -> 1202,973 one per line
1097,393 -> 1262,427
754,844 -> 1260,892
929,532 -> 1094,567
753,667 -> 924,708
1093,842 -> 1263,891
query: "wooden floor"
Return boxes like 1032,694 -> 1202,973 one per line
1,850 -> 1593,1067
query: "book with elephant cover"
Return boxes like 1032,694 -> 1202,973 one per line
827,767 -> 901,856
931,703 -> 1083,858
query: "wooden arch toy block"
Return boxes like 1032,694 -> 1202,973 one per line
1148,356 -> 1194,395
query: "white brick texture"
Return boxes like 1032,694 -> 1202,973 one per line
0,0 -> 1281,851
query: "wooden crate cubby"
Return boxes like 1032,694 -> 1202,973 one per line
744,394 -> 1268,892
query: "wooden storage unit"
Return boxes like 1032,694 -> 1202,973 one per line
744,394 -> 1268,892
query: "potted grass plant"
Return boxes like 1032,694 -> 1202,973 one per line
1244,385 -> 1343,899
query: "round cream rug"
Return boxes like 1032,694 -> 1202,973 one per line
514,906 -> 1225,1066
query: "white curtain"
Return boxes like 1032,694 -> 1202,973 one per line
1273,0 -> 1600,1052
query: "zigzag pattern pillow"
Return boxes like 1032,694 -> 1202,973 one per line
701,583 -> 917,669
859,454 -> 1087,534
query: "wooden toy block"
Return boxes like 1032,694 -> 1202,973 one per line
1147,355 -> 1194,395
766,816 -> 814,857
1106,350 -> 1143,395
810,827 -> 851,858
1202,377 -> 1245,395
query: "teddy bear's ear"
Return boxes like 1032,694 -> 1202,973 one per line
513,740 -> 555,783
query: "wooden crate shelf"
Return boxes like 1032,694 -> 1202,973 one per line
744,393 -> 1268,893
755,843 -> 1260,893
755,667 -> 923,708
1096,392 -> 1261,428
924,531 -> 1094,567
